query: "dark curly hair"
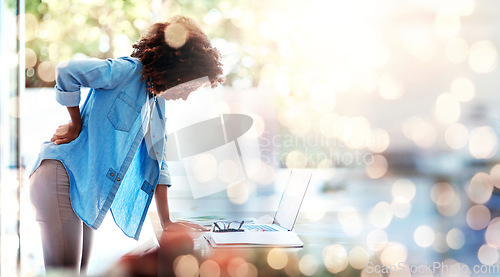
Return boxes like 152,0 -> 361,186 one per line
131,16 -> 224,94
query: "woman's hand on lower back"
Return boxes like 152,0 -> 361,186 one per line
51,121 -> 81,145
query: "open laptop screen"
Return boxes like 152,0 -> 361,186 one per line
273,170 -> 312,231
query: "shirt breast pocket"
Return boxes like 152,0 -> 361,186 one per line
107,92 -> 140,132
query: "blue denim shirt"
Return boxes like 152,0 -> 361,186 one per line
31,57 -> 171,240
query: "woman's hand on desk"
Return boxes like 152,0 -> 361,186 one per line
51,121 -> 81,145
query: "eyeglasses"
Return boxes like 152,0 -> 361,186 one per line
213,221 -> 244,232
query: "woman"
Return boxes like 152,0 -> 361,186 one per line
30,15 -> 224,274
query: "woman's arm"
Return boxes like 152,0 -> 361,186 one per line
51,58 -> 137,145
155,185 -> 173,230
154,185 -> 210,232
55,58 -> 135,108
50,106 -> 82,145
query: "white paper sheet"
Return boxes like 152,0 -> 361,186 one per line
204,231 -> 303,248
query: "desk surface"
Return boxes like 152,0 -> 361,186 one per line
148,214 -> 342,277
109,172 -> 497,277
155,177 -> 496,277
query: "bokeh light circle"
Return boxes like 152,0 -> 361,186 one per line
298,255 -> 319,276
366,229 -> 388,251
485,217 -> 500,249
391,178 -> 416,201
369,201 -> 393,229
446,228 -> 465,250
414,225 -> 435,248
466,204 -> 491,230
445,123 -> 469,150
367,128 -> 390,153
467,172 -> 493,204
285,150 -> 307,169
173,254 -> 199,277
391,196 -> 411,218
450,77 -> 475,102
379,74 -> 404,100
199,260 -> 220,277
434,93 -> 461,124
323,244 -> 348,274
430,182 -> 461,217
192,153 -> 218,183
234,261 -> 258,277
468,126 -> 498,159
478,244 -> 499,265
267,248 -> 288,270
490,164 -> 500,189
25,48 -> 37,69
380,242 -> 408,266
165,22 -> 189,49
226,182 -> 252,205
348,246 -> 369,270
37,61 -> 56,82
366,155 -> 388,179
402,117 -> 437,148
469,40 -> 498,73
218,160 -> 240,183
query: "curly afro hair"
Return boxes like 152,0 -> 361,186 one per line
131,16 -> 224,94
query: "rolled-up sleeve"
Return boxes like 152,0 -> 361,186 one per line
158,158 -> 172,187
55,88 -> 81,107
54,58 -> 136,107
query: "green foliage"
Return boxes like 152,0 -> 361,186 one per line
25,0 -> 265,88
5,0 -> 18,11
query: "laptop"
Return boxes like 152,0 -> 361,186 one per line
204,170 -> 312,248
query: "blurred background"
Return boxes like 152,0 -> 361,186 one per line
1,0 -> 500,276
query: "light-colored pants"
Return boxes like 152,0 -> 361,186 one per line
30,159 -> 93,274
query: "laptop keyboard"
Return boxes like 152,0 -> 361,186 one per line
244,224 -> 280,232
